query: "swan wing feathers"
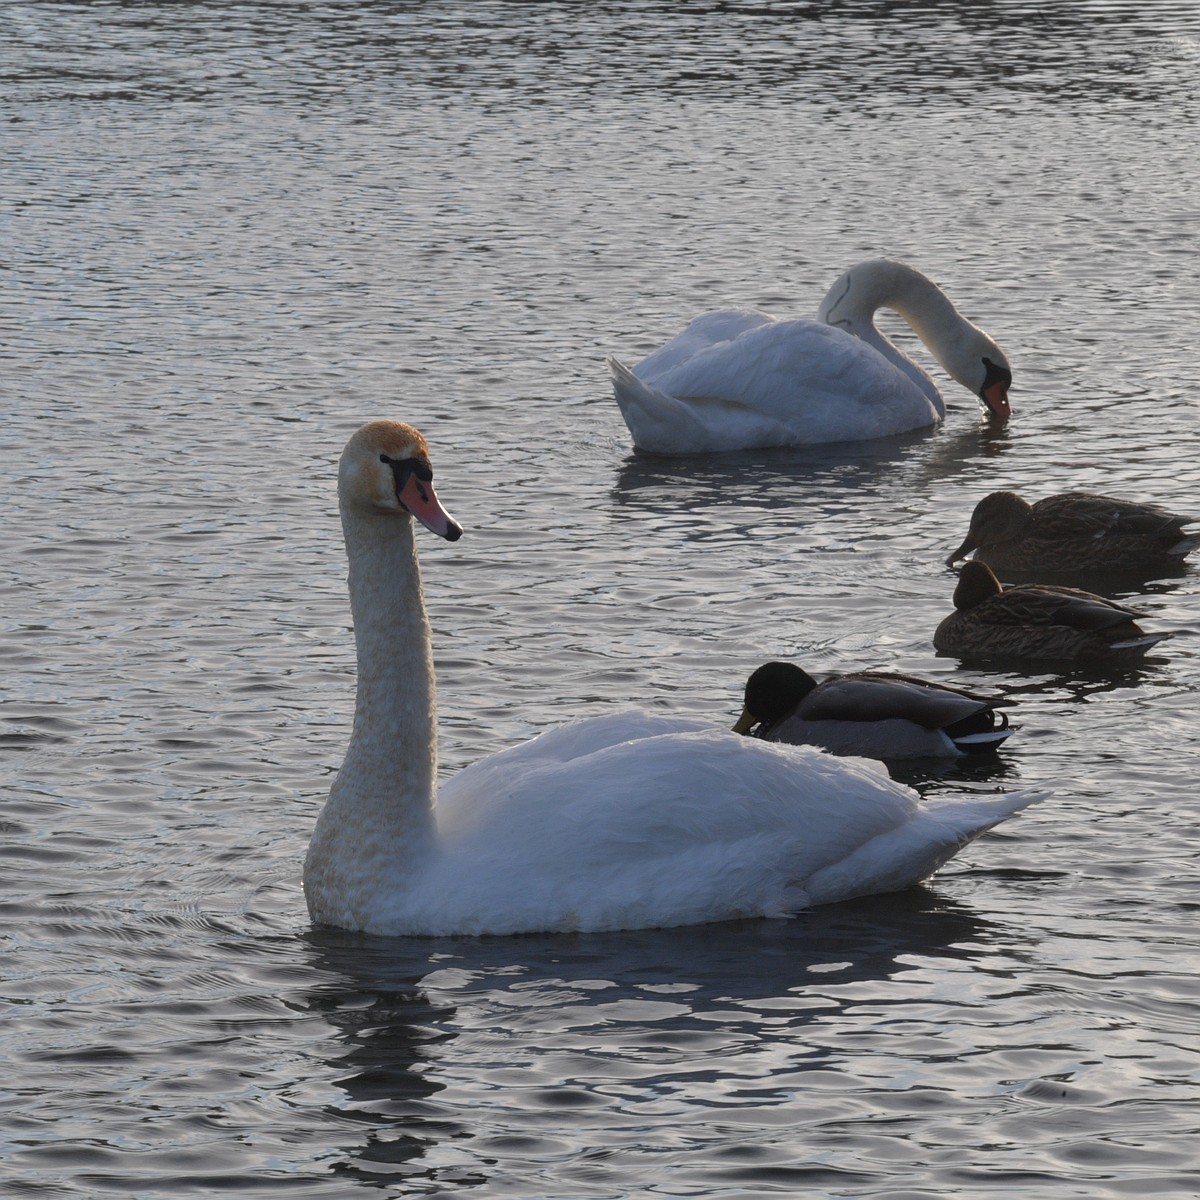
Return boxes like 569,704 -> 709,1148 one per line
413,714 -> 1045,934
610,317 -> 939,452
631,309 -> 776,379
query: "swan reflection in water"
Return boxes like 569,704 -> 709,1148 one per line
301,891 -> 1027,1190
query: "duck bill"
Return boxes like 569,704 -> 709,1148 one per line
981,379 -> 1011,421
732,708 -> 757,735
398,474 -> 464,541
945,535 -> 977,567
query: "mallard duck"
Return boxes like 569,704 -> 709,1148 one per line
934,561 -> 1168,663
607,259 -> 1012,454
946,490 -> 1199,574
733,661 -> 1013,759
302,421 -> 1047,937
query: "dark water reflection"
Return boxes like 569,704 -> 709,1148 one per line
305,892 -> 1001,1190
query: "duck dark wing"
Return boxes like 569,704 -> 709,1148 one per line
1034,584 -> 1145,631
798,673 -> 995,728
974,583 -> 1144,631
1036,493 -> 1195,540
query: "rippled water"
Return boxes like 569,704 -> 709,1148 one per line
4,2 -> 1200,1196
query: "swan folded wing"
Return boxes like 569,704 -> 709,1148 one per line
430,724 -> 926,931
799,674 -> 994,728
647,320 -> 939,443
632,309 -> 776,380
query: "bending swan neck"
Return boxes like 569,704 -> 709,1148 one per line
816,260 -> 975,413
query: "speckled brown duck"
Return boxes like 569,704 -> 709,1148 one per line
733,660 -> 1013,759
946,490 -> 1199,575
934,561 -> 1168,663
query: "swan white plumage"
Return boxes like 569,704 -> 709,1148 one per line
303,420 -> 1046,936
607,259 -> 1013,454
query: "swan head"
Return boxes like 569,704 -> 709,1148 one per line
942,326 -> 1012,421
946,491 -> 1030,565
338,420 -> 463,540
733,661 -> 819,735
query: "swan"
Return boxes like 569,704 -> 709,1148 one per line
934,561 -> 1169,663
946,490 -> 1200,575
734,661 -> 1014,760
607,259 -> 1013,454
303,421 -> 1046,937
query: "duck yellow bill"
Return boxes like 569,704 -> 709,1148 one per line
945,534 -> 977,566
732,708 -> 756,735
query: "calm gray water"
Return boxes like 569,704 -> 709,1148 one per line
4,2 -> 1200,1196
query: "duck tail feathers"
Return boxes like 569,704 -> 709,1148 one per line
1110,632 -> 1170,651
1170,531 -> 1200,558
950,727 -> 1015,752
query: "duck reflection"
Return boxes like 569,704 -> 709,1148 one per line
981,658 -> 1171,704
301,892 -> 1011,1189
888,749 -> 1021,791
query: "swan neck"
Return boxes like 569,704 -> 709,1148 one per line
818,262 -> 977,413
337,505 -> 438,841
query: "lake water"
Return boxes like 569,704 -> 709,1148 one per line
4,2 -> 1200,1196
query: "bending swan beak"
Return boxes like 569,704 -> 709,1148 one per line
980,357 -> 1012,421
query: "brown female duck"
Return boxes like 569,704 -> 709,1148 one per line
946,490 -> 1199,574
733,660 -> 1013,759
934,561 -> 1168,663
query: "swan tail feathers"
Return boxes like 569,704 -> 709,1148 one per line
608,354 -> 673,406
801,787 -> 1050,907
607,354 -> 700,453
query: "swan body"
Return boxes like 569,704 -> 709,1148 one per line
934,561 -> 1168,663
608,260 -> 1012,454
734,661 -> 1013,760
304,421 -> 1046,937
947,490 -> 1200,575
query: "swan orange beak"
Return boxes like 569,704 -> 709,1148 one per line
979,357 -> 1012,421
397,471 -> 463,541
981,378 -> 1011,421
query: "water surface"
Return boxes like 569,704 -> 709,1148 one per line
3,2 -> 1200,1196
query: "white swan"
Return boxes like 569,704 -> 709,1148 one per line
303,420 -> 1045,936
607,259 -> 1013,454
